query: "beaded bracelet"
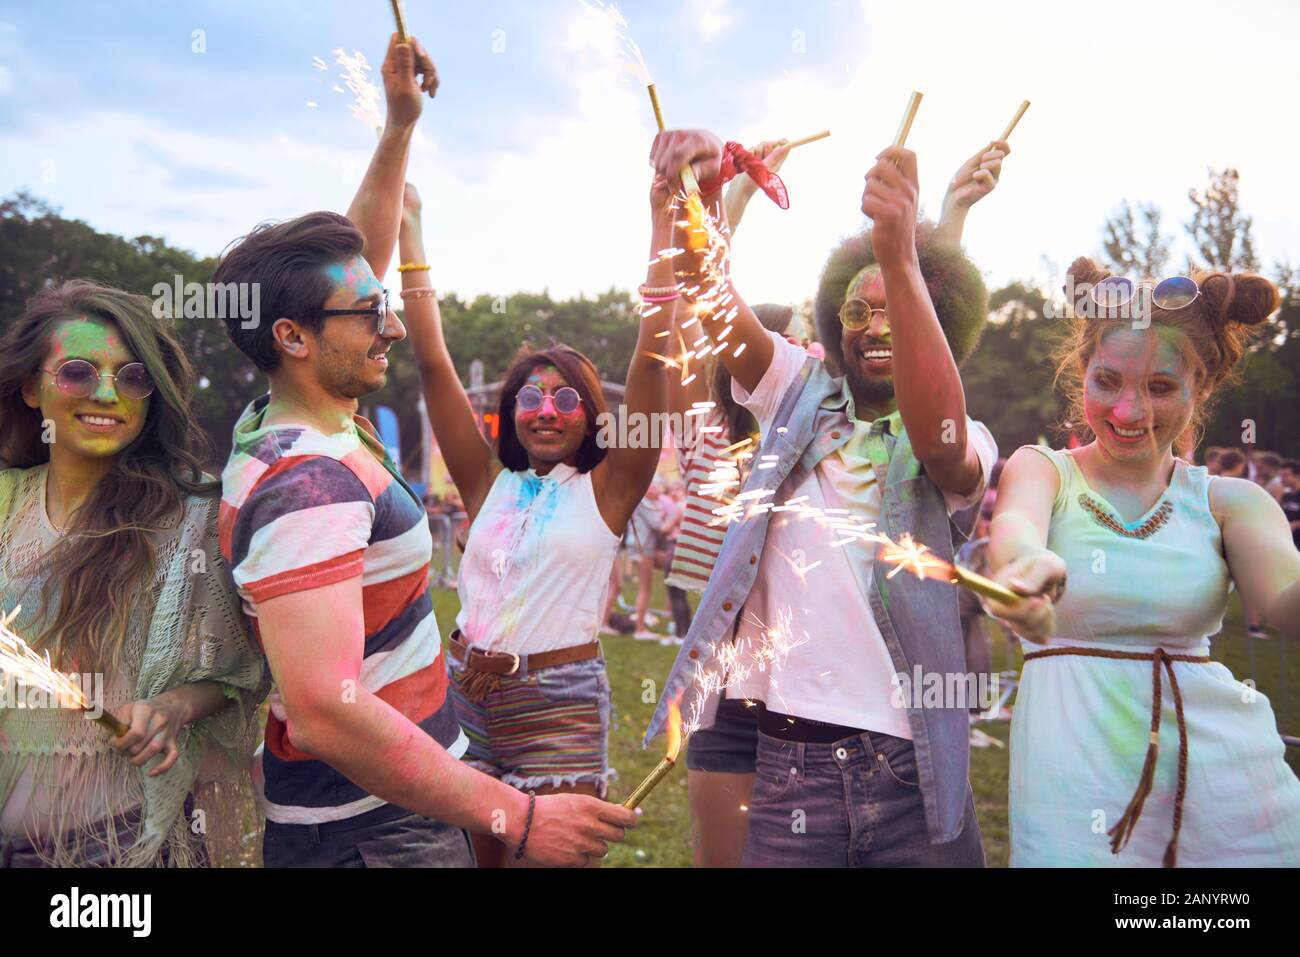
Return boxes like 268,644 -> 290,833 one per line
397,263 -> 432,273
399,288 -> 438,300
641,293 -> 680,304
514,790 -> 537,861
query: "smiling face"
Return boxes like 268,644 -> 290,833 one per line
310,256 -> 405,399
839,266 -> 895,411
21,317 -> 150,461
1083,327 -> 1200,464
514,365 -> 589,469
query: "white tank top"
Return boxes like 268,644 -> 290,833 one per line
456,463 -> 620,654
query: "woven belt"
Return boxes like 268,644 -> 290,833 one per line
448,631 -> 600,703
1023,645 -> 1212,868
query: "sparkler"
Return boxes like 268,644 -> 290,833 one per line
0,606 -> 129,738
389,0 -> 410,42
893,91 -> 923,148
999,100 -> 1031,141
623,697 -> 684,809
785,129 -> 831,150
328,49 -> 384,135
876,533 -> 1021,606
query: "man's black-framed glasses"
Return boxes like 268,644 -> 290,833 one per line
317,289 -> 390,335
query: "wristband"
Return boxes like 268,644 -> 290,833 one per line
397,263 -> 432,273
514,790 -> 537,861
639,284 -> 680,299
399,288 -> 438,300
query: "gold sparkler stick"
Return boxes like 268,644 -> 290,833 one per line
390,0 -> 410,42
785,129 -> 831,150
999,99 -> 1030,141
893,91 -> 923,148
0,606 -> 130,738
951,565 -> 1022,606
623,698 -> 684,809
646,83 -> 701,194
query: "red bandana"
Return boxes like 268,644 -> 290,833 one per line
699,141 -> 790,210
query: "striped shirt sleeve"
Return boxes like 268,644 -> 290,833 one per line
231,455 -> 376,604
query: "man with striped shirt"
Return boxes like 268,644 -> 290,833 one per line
215,33 -> 634,867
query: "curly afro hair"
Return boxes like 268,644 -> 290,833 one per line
812,223 -> 989,374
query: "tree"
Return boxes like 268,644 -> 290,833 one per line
1187,168 -> 1258,272
1101,200 -> 1172,278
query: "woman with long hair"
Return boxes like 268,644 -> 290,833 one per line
987,258 -> 1300,866
395,178 -> 671,866
0,280 -> 267,867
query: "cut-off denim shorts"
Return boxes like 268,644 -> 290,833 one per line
447,652 -> 613,796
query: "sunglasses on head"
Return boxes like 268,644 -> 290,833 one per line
316,289 -> 390,336
43,359 -> 155,400
839,298 -> 888,331
1088,276 -> 1200,312
516,384 -> 582,415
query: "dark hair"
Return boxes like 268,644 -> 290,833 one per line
0,280 -> 214,670
1055,257 -> 1278,445
1254,451 -> 1281,468
1281,458 -> 1300,474
813,222 -> 988,374
213,211 -> 364,373
711,303 -> 797,441
496,345 -> 608,473
1218,448 -> 1245,471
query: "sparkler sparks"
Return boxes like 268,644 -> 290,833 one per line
0,607 -> 129,737
311,49 -> 383,134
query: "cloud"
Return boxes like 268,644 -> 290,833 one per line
695,0 -> 736,40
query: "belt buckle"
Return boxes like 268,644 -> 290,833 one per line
503,652 -> 521,676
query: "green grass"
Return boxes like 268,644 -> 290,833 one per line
237,582 -> 1297,867
441,579 -> 1299,868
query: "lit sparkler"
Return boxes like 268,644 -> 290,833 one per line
623,696 -> 684,809
0,606 -> 129,737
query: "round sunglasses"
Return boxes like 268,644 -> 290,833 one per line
839,298 -> 888,331
43,359 -> 156,400
516,384 -> 582,415
1088,276 -> 1200,312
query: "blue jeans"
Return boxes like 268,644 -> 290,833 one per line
742,729 -> 985,867
263,802 -> 476,868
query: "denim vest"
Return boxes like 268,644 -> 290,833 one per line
645,355 -> 982,844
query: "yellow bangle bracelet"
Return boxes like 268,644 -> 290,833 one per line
397,263 -> 432,273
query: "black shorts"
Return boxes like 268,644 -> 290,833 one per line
684,696 -> 759,773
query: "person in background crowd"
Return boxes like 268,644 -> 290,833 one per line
1279,458 -> 1300,551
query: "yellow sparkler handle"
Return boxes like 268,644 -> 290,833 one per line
646,83 -> 703,196
893,91 -> 923,148
786,129 -> 831,150
390,0 -> 410,42
622,756 -> 677,809
999,100 -> 1030,141
93,710 -> 130,739
953,565 -> 1022,606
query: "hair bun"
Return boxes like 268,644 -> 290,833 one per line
1196,271 -> 1279,329
1065,256 -> 1110,294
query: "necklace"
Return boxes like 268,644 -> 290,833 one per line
1078,493 -> 1172,539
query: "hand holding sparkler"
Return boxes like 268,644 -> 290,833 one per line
380,30 -> 438,130
861,145 -> 920,271
980,550 -> 1067,644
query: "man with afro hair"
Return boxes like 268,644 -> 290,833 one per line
644,128 -> 1006,867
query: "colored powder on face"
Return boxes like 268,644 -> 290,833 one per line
323,257 -> 384,304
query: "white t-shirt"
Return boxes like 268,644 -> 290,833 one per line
729,335 -> 997,737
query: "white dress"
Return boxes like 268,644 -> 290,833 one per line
1010,446 -> 1300,867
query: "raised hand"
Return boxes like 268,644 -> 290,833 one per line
382,32 -> 438,129
650,129 -> 724,195
861,146 -> 920,270
943,139 -> 1010,212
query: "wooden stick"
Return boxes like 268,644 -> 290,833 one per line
786,129 -> 831,150
999,100 -> 1031,141
390,0 -> 410,43
893,91 -> 923,148
646,83 -> 701,194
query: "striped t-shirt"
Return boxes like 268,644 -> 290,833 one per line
665,408 -> 735,593
219,395 -> 465,824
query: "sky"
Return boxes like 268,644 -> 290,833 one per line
2,0 -> 1298,309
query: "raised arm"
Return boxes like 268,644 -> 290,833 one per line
723,139 -> 790,233
399,184 -> 500,521
1213,476 -> 1300,640
862,145 -> 983,499
591,175 -> 676,531
649,129 -> 774,394
934,139 -> 1010,248
346,33 -> 438,278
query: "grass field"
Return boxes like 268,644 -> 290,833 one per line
428,575 -> 1299,869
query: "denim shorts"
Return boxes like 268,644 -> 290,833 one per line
447,653 -> 612,796
263,801 -> 476,868
685,696 -> 759,774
